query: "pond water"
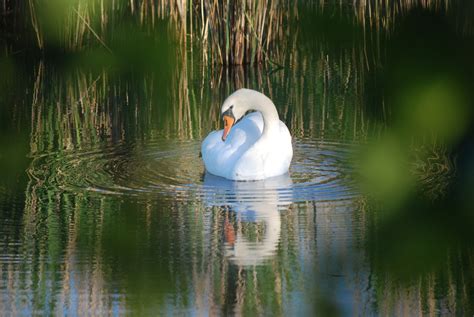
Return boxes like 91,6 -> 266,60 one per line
0,45 -> 472,315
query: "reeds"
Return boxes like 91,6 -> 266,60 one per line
4,0 -> 472,65
196,0 -> 294,65
21,0 -> 296,65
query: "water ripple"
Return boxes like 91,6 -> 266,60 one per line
28,137 -> 359,204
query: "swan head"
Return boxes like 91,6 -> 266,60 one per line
220,89 -> 252,141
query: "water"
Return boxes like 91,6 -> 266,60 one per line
1,50 -> 472,315
4,139 -> 362,315
28,137 -> 357,202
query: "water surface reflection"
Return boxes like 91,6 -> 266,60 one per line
1,47 -> 470,314
204,173 -> 292,266
6,129 -> 363,315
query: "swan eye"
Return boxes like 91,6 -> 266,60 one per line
229,105 -> 234,110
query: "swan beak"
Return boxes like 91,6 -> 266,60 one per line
222,115 -> 235,141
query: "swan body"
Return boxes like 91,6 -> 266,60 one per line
201,89 -> 293,181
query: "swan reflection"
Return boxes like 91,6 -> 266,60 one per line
204,173 -> 292,266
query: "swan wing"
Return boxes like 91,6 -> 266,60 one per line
201,113 -> 263,179
233,119 -> 292,180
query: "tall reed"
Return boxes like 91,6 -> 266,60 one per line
4,0 -> 471,65
21,0 -> 296,65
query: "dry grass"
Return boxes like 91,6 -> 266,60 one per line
22,0 -> 296,65
4,0 -> 469,65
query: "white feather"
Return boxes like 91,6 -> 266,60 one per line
201,90 -> 293,181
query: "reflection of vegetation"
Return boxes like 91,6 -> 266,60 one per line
12,180 -> 351,314
8,46 -> 374,314
26,47 -> 370,150
362,199 -> 474,315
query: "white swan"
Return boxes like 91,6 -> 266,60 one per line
201,88 -> 293,181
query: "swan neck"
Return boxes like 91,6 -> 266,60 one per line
251,93 -> 280,137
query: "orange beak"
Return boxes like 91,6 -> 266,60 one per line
222,115 -> 235,141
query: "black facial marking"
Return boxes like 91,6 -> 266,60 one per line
222,107 -> 235,120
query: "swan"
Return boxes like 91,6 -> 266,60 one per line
201,88 -> 293,181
